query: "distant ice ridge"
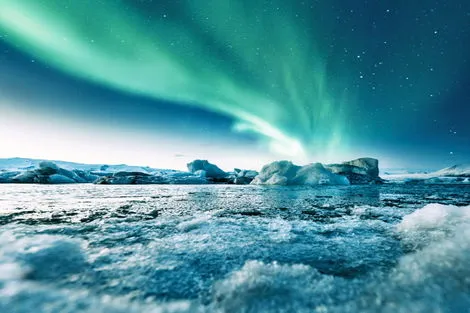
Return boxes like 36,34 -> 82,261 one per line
0,157 -> 159,174
383,163 -> 470,184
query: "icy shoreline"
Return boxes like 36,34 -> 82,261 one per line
1,157 -> 469,186
0,157 -> 382,186
0,184 -> 469,312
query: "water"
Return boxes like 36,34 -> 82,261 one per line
0,184 -> 470,313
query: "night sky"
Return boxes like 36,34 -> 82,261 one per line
0,0 -> 469,170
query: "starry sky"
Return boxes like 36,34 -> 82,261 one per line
0,0 -> 469,170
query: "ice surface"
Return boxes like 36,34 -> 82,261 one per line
0,184 -> 469,312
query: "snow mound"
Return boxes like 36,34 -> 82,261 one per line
211,260 -> 335,312
396,203 -> 470,249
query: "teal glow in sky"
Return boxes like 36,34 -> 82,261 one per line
0,0 -> 347,162
0,0 -> 469,169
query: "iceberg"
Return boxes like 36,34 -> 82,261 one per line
187,160 -> 227,181
250,157 -> 383,186
186,160 -> 260,184
232,168 -> 259,185
251,161 -> 350,186
5,161 -> 93,184
326,157 -> 383,184
0,157 -> 385,185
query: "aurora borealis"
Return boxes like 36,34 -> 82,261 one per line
0,0 -> 469,169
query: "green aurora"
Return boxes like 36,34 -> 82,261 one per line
0,0 -> 348,161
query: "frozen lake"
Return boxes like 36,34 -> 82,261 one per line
1,184 -> 470,312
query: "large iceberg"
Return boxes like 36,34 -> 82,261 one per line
326,157 -> 383,184
250,157 -> 383,186
251,161 -> 350,186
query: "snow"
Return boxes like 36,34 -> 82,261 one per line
396,202 -> 470,249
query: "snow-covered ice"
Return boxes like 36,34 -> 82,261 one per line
0,183 -> 469,312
